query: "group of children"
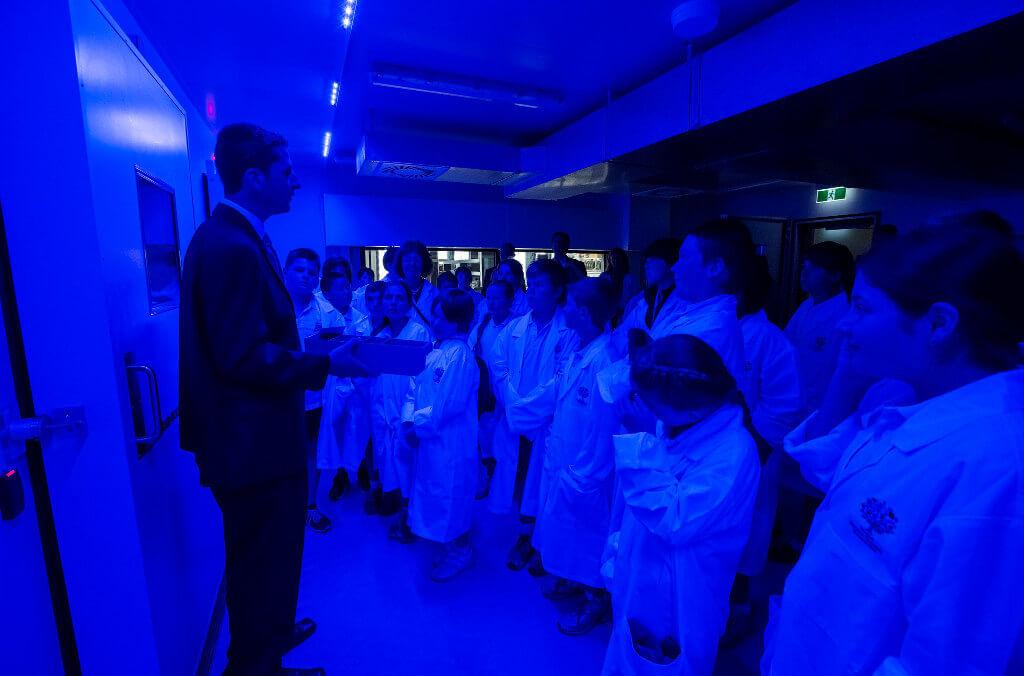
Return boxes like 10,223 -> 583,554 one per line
280,213 -> 1024,675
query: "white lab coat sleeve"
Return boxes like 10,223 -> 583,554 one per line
489,322 -> 516,407
410,350 -> 476,440
400,375 -> 417,423
505,374 -> 559,435
614,432 -> 757,546
784,379 -> 916,492
751,340 -> 803,448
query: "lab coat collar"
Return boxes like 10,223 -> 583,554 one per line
574,332 -> 612,371
678,294 -> 736,323
879,369 -> 1024,453
513,308 -> 567,338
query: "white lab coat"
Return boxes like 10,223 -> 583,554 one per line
488,309 -> 578,515
515,333 -> 618,589
602,405 -> 761,675
611,290 -> 691,355
316,307 -> 371,471
736,310 -> 803,575
371,319 -> 432,496
297,297 -> 344,411
403,338 -> 480,543
469,314 -> 513,460
599,294 -> 746,407
784,292 -> 848,416
410,280 -> 440,326
763,370 -> 1024,676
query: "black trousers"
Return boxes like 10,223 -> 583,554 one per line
213,471 -> 306,675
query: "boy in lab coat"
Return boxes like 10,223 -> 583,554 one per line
401,290 -> 480,582
490,259 -> 578,573
508,277 -> 621,635
316,263 -> 371,500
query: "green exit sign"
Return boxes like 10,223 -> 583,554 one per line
816,186 -> 847,203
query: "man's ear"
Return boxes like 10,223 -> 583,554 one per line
924,302 -> 960,346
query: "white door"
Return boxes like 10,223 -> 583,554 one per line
0,202 -> 66,675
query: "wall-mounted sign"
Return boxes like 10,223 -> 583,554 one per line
816,186 -> 848,203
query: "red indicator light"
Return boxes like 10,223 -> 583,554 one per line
4,469 -> 15,478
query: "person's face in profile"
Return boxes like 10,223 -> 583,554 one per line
527,270 -> 560,316
486,284 -> 513,321
324,276 -> 353,313
256,149 -> 300,216
284,258 -> 318,300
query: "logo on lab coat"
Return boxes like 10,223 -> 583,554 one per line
433,367 -> 445,384
576,386 -> 590,405
850,497 -> 898,553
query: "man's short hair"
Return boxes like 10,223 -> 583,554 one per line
285,248 -> 320,272
214,123 -> 287,194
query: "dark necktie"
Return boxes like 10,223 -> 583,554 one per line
262,232 -> 284,280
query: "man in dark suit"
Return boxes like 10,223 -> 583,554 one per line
551,231 -> 588,282
180,123 -> 368,675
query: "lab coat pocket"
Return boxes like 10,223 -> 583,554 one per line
606,614 -> 682,674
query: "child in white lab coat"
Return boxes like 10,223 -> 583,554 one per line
603,333 -> 761,675
370,280 -> 432,520
784,240 -> 855,416
514,277 -> 620,635
470,280 -> 517,498
491,259 -> 578,573
316,263 -> 371,500
401,290 -> 480,582
763,217 -> 1024,675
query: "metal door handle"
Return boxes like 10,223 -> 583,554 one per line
127,364 -> 162,446
0,407 -> 88,466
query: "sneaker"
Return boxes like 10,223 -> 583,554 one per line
378,489 -> 402,517
506,535 -> 535,571
328,470 -> 350,501
557,593 -> 611,636
388,513 -> 416,544
527,551 -> 547,577
306,507 -> 331,534
431,543 -> 474,582
544,577 -> 584,601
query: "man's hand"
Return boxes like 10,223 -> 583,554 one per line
328,339 -> 374,378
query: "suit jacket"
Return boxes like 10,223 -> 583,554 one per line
179,204 -> 329,489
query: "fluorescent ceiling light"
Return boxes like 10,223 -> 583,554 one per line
371,67 -> 560,110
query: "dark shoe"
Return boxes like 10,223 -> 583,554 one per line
328,470 -> 350,501
544,577 -> 584,601
388,513 -> 416,544
306,507 -> 331,534
357,457 -> 371,491
277,668 -> 326,676
378,489 -> 402,517
283,618 -> 317,654
558,594 -> 611,636
527,551 -> 547,577
506,535 -> 535,571
363,486 -> 381,515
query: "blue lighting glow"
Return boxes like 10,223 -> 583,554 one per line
342,0 -> 356,29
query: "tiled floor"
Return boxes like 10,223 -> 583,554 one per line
211,480 -> 779,675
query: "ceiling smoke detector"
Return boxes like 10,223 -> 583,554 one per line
672,0 -> 719,41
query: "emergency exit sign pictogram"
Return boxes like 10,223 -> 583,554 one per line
816,187 -> 847,203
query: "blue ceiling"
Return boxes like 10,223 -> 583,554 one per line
121,0 -> 794,166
